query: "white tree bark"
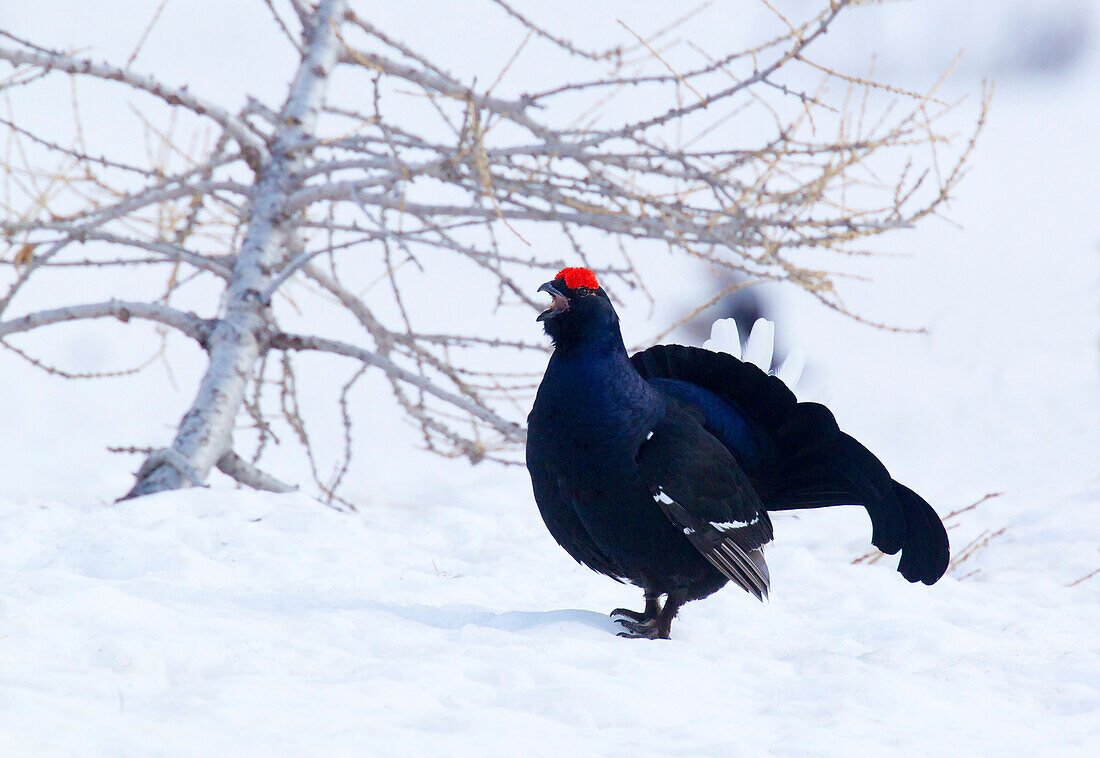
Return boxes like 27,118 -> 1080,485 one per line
122,0 -> 347,499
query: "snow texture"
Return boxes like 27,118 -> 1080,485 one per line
1,474 -> 1096,756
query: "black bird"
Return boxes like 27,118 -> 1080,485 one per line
526,267 -> 949,639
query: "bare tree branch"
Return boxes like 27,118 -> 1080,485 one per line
0,0 -> 985,502
268,330 -> 526,443
0,45 -> 265,166
216,450 -> 298,493
0,300 -> 213,343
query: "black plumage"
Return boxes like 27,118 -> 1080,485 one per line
526,268 -> 949,639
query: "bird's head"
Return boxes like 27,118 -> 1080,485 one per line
537,267 -> 621,351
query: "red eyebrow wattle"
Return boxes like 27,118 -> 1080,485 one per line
555,267 -> 600,290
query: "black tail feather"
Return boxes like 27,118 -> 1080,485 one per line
764,430 -> 904,556
894,482 -> 950,584
630,344 -> 950,585
758,430 -> 948,585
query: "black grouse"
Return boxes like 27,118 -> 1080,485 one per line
526,267 -> 949,639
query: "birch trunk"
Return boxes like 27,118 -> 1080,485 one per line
122,0 -> 347,499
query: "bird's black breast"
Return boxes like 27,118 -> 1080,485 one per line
526,350 -> 684,579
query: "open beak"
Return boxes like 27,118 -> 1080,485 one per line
536,281 -> 569,322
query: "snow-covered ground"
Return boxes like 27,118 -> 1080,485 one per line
1,472 -> 1096,757
2,2 -> 1098,755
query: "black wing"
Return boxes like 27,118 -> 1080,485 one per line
526,441 -> 624,581
632,344 -> 949,585
637,402 -> 773,600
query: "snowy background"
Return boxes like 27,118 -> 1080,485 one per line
1,1 -> 1097,755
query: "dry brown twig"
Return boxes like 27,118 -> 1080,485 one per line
852,492 -> 1006,577
0,0 -> 986,502
1066,568 -> 1099,588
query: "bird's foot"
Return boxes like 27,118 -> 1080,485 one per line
610,607 -> 649,623
613,617 -> 668,639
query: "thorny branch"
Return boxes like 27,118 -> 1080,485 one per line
0,0 -> 985,502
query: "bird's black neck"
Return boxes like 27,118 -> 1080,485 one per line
540,325 -> 661,430
550,325 -> 629,361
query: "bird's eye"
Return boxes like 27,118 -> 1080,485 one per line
575,287 -> 591,297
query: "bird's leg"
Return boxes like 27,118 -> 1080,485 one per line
651,593 -> 685,639
611,592 -> 661,623
616,593 -> 684,640
612,592 -> 665,637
